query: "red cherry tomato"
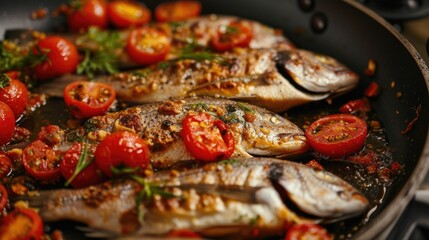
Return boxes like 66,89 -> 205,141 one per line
167,229 -> 201,239
0,208 -> 44,240
364,81 -> 380,98
60,143 -> 105,188
0,101 -> 15,146
32,36 -> 79,80
180,112 -> 235,162
305,114 -> 368,158
211,21 -> 253,52
285,223 -> 332,240
0,154 -> 12,179
64,81 -> 116,119
67,0 -> 108,32
107,0 -> 151,28
0,74 -> 29,119
94,131 -> 150,177
37,125 -> 64,147
22,140 -> 61,181
155,1 -> 201,22
0,183 -> 8,211
126,28 -> 171,65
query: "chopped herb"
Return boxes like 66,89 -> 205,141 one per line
157,62 -> 170,70
0,42 -> 48,72
131,175 -> 178,223
111,166 -> 139,176
249,215 -> 261,226
178,51 -> 228,64
189,102 -> 209,111
225,26 -> 239,34
218,158 -> 239,165
77,50 -> 118,79
65,140 -> 93,187
220,113 -> 243,124
0,73 -> 11,88
76,27 -> 124,78
237,102 -> 255,113
83,119 -> 102,133
169,21 -> 185,30
132,68 -> 153,78
65,129 -> 85,142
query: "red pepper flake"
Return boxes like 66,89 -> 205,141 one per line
367,165 -> 378,174
401,104 -> 421,135
30,8 -> 48,20
339,98 -> 371,114
364,82 -> 380,98
391,161 -> 402,173
364,59 -> 377,77
306,160 -> 324,170
347,151 -> 376,166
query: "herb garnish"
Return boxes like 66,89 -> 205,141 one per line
76,27 -> 124,78
218,158 -> 239,165
0,42 -> 48,73
237,102 -> 255,113
0,73 -> 11,88
65,140 -> 93,187
177,43 -> 228,64
130,175 -> 177,223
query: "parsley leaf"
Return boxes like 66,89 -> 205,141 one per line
0,73 -> 11,89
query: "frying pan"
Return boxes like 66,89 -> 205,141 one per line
1,0 -> 429,239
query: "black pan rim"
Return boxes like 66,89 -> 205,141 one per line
342,0 -> 429,239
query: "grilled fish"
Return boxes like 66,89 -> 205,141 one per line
77,97 -> 308,168
3,15 -> 293,69
23,158 -> 369,239
40,48 -> 359,112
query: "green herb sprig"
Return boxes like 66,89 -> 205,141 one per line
0,73 -> 11,88
0,42 -> 48,73
64,140 -> 93,187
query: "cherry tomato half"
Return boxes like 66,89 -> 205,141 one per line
167,229 -> 201,239
126,28 -> 171,65
285,223 -> 332,240
0,101 -> 15,146
0,183 -> 8,211
33,36 -> 79,80
0,74 -> 29,120
155,1 -> 201,22
0,154 -> 12,179
180,112 -> 235,162
95,131 -> 150,177
64,81 -> 116,119
0,208 -> 44,240
60,143 -> 105,188
22,140 -> 61,181
211,21 -> 253,52
305,114 -> 368,158
68,0 -> 108,32
107,0 -> 151,28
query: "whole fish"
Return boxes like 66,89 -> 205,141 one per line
41,48 -> 359,112
3,15 -> 293,69
77,97 -> 308,168
23,158 -> 369,239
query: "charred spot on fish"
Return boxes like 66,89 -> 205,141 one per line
161,120 -> 173,130
83,119 -> 102,133
117,114 -> 143,133
310,12 -> 328,34
298,0 -> 314,12
276,53 -> 329,95
268,163 -> 285,180
83,185 -> 117,208
226,104 -> 238,113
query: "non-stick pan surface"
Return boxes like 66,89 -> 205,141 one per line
1,0 -> 429,239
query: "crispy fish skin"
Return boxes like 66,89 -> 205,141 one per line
81,97 -> 308,168
24,158 -> 369,238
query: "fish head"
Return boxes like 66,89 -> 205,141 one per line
277,49 -> 359,96
241,109 -> 308,157
269,162 -> 369,222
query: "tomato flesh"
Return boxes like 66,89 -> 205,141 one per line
155,1 -> 201,22
180,112 -> 235,162
33,36 -> 79,80
126,28 -> 170,65
167,229 -> 201,239
285,223 -> 332,240
22,140 -> 61,181
0,154 -> 12,179
305,114 -> 367,158
64,81 -> 116,119
67,0 -> 108,32
60,143 -> 105,188
0,208 -> 44,240
94,131 -> 150,177
0,101 -> 15,146
0,76 -> 29,120
211,21 -> 253,52
107,0 -> 151,28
